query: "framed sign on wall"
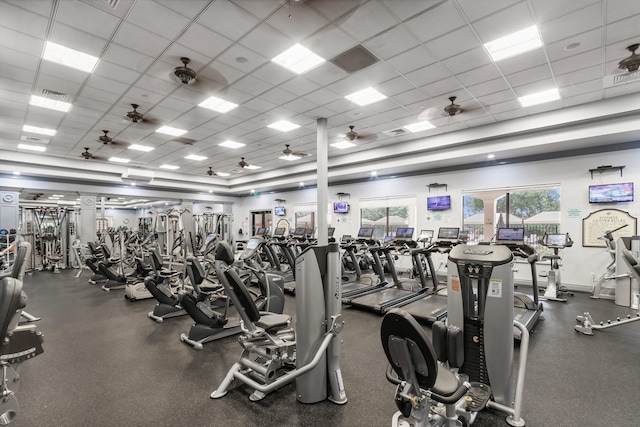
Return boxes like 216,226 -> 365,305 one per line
582,209 -> 636,247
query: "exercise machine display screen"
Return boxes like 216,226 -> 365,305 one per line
273,227 -> 285,236
395,227 -> 414,238
246,238 -> 261,250
497,228 -> 524,242
419,230 -> 434,239
293,228 -> 306,236
437,227 -> 460,240
546,234 -> 567,247
328,227 -> 335,237
357,227 -> 374,238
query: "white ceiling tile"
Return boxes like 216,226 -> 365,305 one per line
176,24 -> 234,58
258,87 -> 297,106
562,90 -> 602,107
230,0 -> 283,21
456,63 -> 504,86
555,65 -> 602,89
127,1 -> 190,40
102,43 -> 154,72
442,47 -> 492,74
303,62 -> 350,86
605,15 -> 640,45
48,22 -> 109,57
305,0 -> 361,21
559,78 -> 602,98
94,61 -> 142,85
606,1 -> 640,23
471,2 -> 535,42
303,88 -> 342,106
0,45 -> 39,72
404,62 -> 451,86
250,62 -> 294,87
36,70 -> 85,96
242,97 -> 278,114
159,96 -> 195,114
353,62 -> 399,86
422,77 -> 466,98
0,27 -> 44,58
0,2 -> 49,38
531,0 -> 601,23
198,61 -> 245,86
266,3 -> 328,40
539,3 -> 601,44
392,89 -> 433,107
493,109 -> 527,121
506,64 -> 553,87
135,75 -> 177,96
281,97 -> 319,115
377,77 -> 418,97
86,75 -> 130,97
233,74 -> 273,97
546,28 -> 602,61
80,85 -> 122,105
551,48 -> 601,75
477,89 -> 517,105
512,78 -> 557,96
112,22 -> 171,57
122,87 -> 164,105
404,1 -> 466,42
304,24 -> 356,60
197,1 -> 259,41
279,76 -> 322,97
494,49 -> 548,74
217,44 -> 268,74
382,0 -> 444,21
240,24 -> 292,60
338,1 -> 398,42
457,0 -> 522,22
426,26 -> 482,60
364,26 -> 419,60
386,46 -> 436,74
467,77 -> 513,98
56,0 -> 121,40
153,0 -> 210,19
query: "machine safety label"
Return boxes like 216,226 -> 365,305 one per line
450,275 -> 460,292
488,279 -> 502,298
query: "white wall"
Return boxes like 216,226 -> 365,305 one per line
234,149 -> 640,290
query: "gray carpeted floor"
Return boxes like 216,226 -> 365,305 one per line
9,268 -> 640,427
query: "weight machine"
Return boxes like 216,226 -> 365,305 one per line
32,207 -> 68,273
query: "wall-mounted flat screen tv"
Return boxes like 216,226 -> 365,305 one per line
333,201 -> 350,213
274,206 -> 286,216
589,183 -> 633,203
427,195 -> 451,211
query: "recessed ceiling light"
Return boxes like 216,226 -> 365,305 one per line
13,171 -> 20,176
345,87 -> 387,106
245,164 -> 261,170
272,44 -> 325,74
299,182 -> 305,187
331,140 -> 356,149
109,157 -> 130,163
518,88 -> 560,107
156,126 -> 187,136
51,194 -> 64,198
23,125 -> 56,136
564,42 -> 582,51
159,164 -> 179,170
29,95 -> 72,112
268,120 -> 300,132
128,144 -> 154,152
43,41 -> 99,72
404,121 -> 435,133
198,96 -> 238,113
279,154 -> 301,161
17,144 -> 46,152
185,154 -> 207,161
219,140 -> 245,149
370,171 -> 377,177
484,26 -> 542,62
216,172 -> 230,177
487,154 -> 495,159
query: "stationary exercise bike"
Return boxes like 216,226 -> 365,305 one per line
539,233 -> 574,302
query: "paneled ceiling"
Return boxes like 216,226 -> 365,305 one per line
1,0 -> 640,199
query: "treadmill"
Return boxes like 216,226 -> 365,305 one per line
493,227 -> 543,339
340,227 -> 386,302
347,228 -> 435,313
390,226 -> 462,324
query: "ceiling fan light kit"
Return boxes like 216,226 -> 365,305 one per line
174,57 -> 196,85
618,43 -> 640,72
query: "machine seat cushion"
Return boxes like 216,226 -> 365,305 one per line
255,313 -> 290,330
432,367 -> 462,397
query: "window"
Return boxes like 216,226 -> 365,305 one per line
360,196 -> 416,239
463,185 -> 560,254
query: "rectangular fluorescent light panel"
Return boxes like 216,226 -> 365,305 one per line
268,120 -> 300,132
219,140 -> 245,149
160,164 -> 180,170
272,44 -> 325,74
216,172 -> 230,177
404,121 -> 435,133
29,95 -> 72,112
279,154 -> 301,161
484,25 -> 542,62
245,164 -> 261,170
23,125 -> 56,136
345,87 -> 387,106
518,88 -> 560,107
198,96 -> 238,113
109,157 -> 131,163
43,41 -> 99,73
331,140 -> 356,149
185,154 -> 207,161
128,144 -> 154,152
17,144 -> 46,152
156,126 -> 187,136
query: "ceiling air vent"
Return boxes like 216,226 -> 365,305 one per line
41,89 -> 69,101
383,128 -> 409,137
330,45 -> 380,74
172,137 -> 196,145
20,135 -> 49,144
604,70 -> 640,88
230,169 -> 243,174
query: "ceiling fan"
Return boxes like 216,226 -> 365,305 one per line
238,157 -> 249,168
80,147 -> 106,160
123,103 -> 160,125
280,144 -> 311,160
98,130 -> 126,148
206,167 -> 218,176
418,96 -> 488,122
172,57 -> 197,85
344,125 -> 377,142
618,43 -> 640,73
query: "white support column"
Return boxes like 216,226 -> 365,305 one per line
317,117 -> 328,246
79,195 -> 96,244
